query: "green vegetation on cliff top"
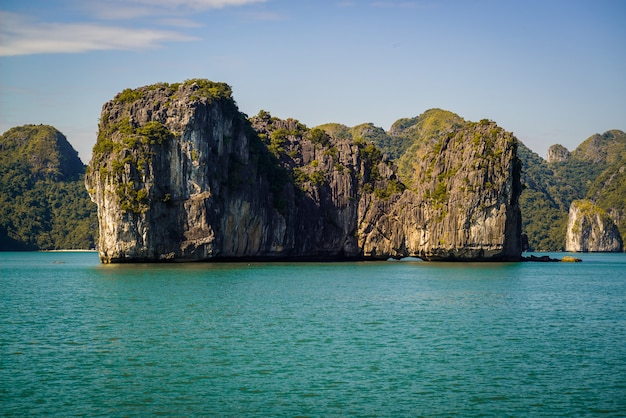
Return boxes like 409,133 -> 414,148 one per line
3,80 -> 624,252
114,79 -> 234,104
252,110 -> 401,207
393,109 -> 465,189
90,79 -> 239,215
318,107 -> 624,252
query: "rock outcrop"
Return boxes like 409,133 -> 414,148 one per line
86,80 -> 522,263
520,130 -> 626,251
547,144 -> 570,163
565,199 -> 623,252
358,119 -> 522,260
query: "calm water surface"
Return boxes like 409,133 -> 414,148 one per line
1,252 -> 625,416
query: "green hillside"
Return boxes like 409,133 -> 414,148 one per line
584,131 -> 626,239
0,125 -> 98,250
520,130 -> 626,251
392,109 -> 465,189
318,109 -> 465,190
321,110 -> 625,252
2,118 -> 622,253
517,143 -> 568,250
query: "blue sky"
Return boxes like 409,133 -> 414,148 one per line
1,0 -> 625,162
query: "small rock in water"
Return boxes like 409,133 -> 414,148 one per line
561,256 -> 582,262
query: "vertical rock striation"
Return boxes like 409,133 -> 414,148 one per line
86,81 -> 291,262
86,80 -> 522,263
547,144 -> 570,163
565,199 -> 623,252
359,120 -> 522,260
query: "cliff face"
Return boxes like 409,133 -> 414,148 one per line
566,200 -> 623,252
86,81 -> 290,261
86,80 -> 522,263
359,120 -> 522,260
547,144 -> 570,163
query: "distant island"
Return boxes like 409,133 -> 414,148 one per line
1,79 -> 624,257
0,125 -> 97,250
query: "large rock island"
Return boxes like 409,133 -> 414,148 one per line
85,80 -> 522,262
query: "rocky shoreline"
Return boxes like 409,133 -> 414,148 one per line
523,254 -> 582,262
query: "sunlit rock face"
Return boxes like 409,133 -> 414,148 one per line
566,200 -> 623,252
547,144 -> 570,163
86,80 -> 522,263
358,120 -> 523,261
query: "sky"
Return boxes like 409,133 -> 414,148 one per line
1,0 -> 625,163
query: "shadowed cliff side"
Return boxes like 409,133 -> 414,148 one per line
86,80 -> 522,263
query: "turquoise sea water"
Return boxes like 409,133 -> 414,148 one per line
1,252 -> 625,417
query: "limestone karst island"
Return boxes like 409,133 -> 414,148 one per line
85,79 -> 523,263
2,79 -> 624,261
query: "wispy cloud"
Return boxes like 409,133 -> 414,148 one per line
154,18 -> 204,28
85,0 -> 266,20
0,0 -> 265,56
0,12 -> 197,56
